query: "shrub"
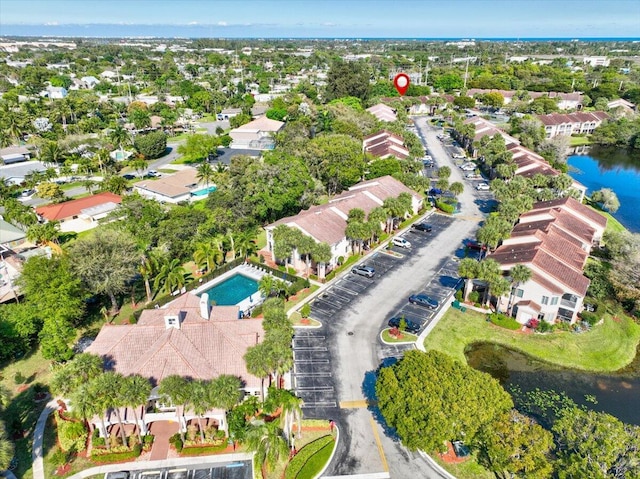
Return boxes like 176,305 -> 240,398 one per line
186,424 -> 198,441
454,290 -> 463,302
180,442 -> 228,456
51,448 -> 69,467
580,311 -> 599,326
487,313 -> 521,330
251,304 -> 263,318
133,130 -> 167,159
436,200 -> 455,214
13,372 -> 25,384
57,415 -> 88,452
169,433 -> 183,452
287,267 -> 297,275
300,303 -> 311,318
142,435 -> 154,445
285,435 -> 335,479
537,321 -> 553,333
90,445 -> 142,463
259,254 -> 265,263
92,437 -> 106,447
468,291 -> 480,304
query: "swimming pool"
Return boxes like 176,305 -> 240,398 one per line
199,273 -> 259,306
191,186 -> 217,197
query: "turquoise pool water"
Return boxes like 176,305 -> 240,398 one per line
191,186 -> 217,197
199,273 -> 259,305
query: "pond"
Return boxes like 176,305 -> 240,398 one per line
567,146 -> 640,233
465,342 -> 640,425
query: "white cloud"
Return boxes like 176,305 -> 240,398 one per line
217,21 -> 227,26
44,21 -> 58,26
188,21 -> 199,25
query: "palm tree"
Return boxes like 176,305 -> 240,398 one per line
193,242 -> 223,273
130,158 -> 148,178
244,344 -> 271,402
367,207 -> 387,243
158,375 -> 191,441
110,125 -> 130,155
98,372 -> 128,446
121,375 -> 152,443
69,381 -> 103,442
383,197 -> 404,233
279,390 -> 303,448
189,380 -> 212,443
196,162 -> 215,187
311,242 -> 332,280
345,221 -> 369,255
153,258 -> 193,297
140,250 -> 162,304
457,258 -> 479,302
477,259 -> 503,306
82,179 -> 97,194
449,181 -> 464,196
506,264 -> 532,316
101,174 -> 128,195
234,230 -> 258,260
40,141 -> 65,165
26,221 -> 61,246
489,277 -> 511,313
246,420 -> 289,479
209,375 -> 242,435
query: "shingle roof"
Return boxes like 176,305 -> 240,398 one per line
35,192 -> 122,221
530,197 -> 607,229
231,116 -> 284,132
536,111 -> 609,127
86,293 -> 263,388
134,168 -> 199,199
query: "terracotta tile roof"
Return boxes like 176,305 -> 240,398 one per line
36,192 -> 122,221
536,111 -> 609,127
530,272 -> 564,295
531,197 -> 607,229
516,300 -> 542,312
270,175 -> 422,245
532,249 -> 589,296
85,293 -> 263,388
519,208 -> 596,244
366,103 -> 397,122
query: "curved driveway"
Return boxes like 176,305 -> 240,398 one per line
302,117 -> 487,477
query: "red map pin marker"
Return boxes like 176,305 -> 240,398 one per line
394,73 -> 410,96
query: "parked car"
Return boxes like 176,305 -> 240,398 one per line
392,237 -> 411,248
105,472 -> 130,479
409,293 -> 439,309
476,182 -> 490,191
412,222 -> 433,232
452,153 -> 467,159
465,172 -> 481,179
388,316 -> 421,334
465,240 -> 487,251
20,189 -> 35,198
452,441 -> 470,458
352,265 -> 375,278
147,170 -> 160,177
428,188 -> 442,196
460,162 -> 476,171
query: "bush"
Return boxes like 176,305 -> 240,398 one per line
13,372 -> 25,384
436,200 -> 455,214
57,415 -> 88,452
93,437 -> 106,447
325,271 -> 336,282
454,290 -> 463,302
537,321 -> 554,333
169,433 -> 183,452
285,435 -> 335,479
251,304 -> 263,318
91,444 -> 142,462
487,313 -> 521,330
142,434 -> 154,445
300,303 -> 311,318
287,267 -> 297,275
180,442 -> 228,456
580,311 -> 599,326
468,291 -> 480,304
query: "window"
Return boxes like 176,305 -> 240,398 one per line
541,295 -> 549,305
516,288 -> 524,298
551,296 -> 559,306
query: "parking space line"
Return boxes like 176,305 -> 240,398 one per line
339,399 -> 368,409
295,358 -> 329,363
294,346 -> 328,352
370,416 -> 389,472
301,401 -> 337,408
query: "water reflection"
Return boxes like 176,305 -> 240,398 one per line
465,342 -> 640,425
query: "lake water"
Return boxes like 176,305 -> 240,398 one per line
465,342 -> 640,425
567,147 -> 640,233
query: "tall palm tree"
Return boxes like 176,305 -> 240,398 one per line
244,344 -> 271,402
279,390 -> 303,447
40,141 -> 65,165
383,197 -> 404,233
188,380 -> 212,443
69,381 -> 103,442
196,162 -> 215,187
457,258 -> 480,302
87,376 -> 112,449
507,264 -> 532,316
246,420 -> 289,479
110,125 -> 130,155
158,375 -> 191,441
311,242 -> 332,280
489,277 -> 512,313
26,221 -> 61,247
153,258 -> 193,297
140,251 -> 162,304
121,375 -> 152,443
367,207 -> 387,243
209,375 -> 242,434
234,230 -> 258,260
193,242 -> 223,273
98,372 -> 128,446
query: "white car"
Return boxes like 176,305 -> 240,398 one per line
452,153 -> 467,160
461,164 -> 477,171
476,183 -> 491,191
466,172 -> 481,179
392,237 -> 412,249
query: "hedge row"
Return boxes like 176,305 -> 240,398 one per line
285,435 -> 335,479
436,200 -> 455,214
180,442 -> 228,456
90,444 -> 142,463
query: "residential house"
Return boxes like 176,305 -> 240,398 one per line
607,98 -> 636,117
229,116 -> 284,150
537,111 -> 609,138
85,292 -> 264,437
265,176 -> 423,276
80,76 -> 100,88
363,130 -> 410,159
43,86 -> 68,99
0,146 -> 31,165
486,197 -> 606,324
583,56 -> 610,67
467,89 -> 584,110
366,103 -> 398,122
0,219 -> 27,249
35,192 -> 122,233
133,168 -> 207,204
217,108 -> 243,121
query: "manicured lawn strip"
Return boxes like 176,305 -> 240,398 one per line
296,440 -> 335,479
487,313 -> 521,330
432,453 -> 494,479
286,285 -> 320,311
381,329 -> 418,343
180,442 -> 228,455
284,435 -> 334,479
569,136 -> 591,146
423,308 -> 640,372
256,229 -> 267,250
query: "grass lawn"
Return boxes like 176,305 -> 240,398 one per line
569,136 -> 592,146
433,454 -> 494,479
423,308 -> 640,372
256,228 -> 267,250
286,285 -> 320,312
381,328 -> 418,343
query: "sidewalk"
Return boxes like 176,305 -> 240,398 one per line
32,398 -> 59,479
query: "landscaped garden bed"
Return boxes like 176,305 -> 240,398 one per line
381,328 -> 418,343
284,434 -> 335,479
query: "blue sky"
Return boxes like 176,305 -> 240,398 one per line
1,0 -> 639,37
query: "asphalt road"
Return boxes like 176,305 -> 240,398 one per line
297,116 -> 489,478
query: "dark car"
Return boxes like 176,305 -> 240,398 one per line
351,265 -> 375,278
388,316 -> 421,334
452,440 -> 470,457
412,222 -> 433,232
409,294 -> 439,309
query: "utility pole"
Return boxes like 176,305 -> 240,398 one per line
463,57 -> 470,90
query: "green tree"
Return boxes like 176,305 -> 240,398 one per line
36,181 -> 65,202
158,375 -> 191,441
193,242 -> 223,273
120,375 -> 152,443
324,60 -> 370,102
51,353 -> 103,396
458,257 -> 479,301
591,188 -> 620,213
376,350 -> 513,453
69,229 -> 140,314
244,343 -> 271,402
478,410 -> 554,479
209,374 -> 243,435
133,130 -> 167,159
95,372 -> 128,445
177,134 -> 221,163
189,379 -> 213,443
0,421 -> 15,471
246,420 -> 289,479
507,265 -> 532,315
449,181 -> 464,196
153,258 -> 193,296
101,174 -> 129,195
453,95 -> 476,109
196,162 -> 215,187
311,242 -> 332,280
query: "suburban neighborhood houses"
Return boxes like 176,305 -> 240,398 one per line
0,26 -> 639,479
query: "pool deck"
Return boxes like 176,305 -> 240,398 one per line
192,263 -> 272,316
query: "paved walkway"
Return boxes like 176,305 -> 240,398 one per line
32,398 -> 59,479
148,421 -> 179,461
